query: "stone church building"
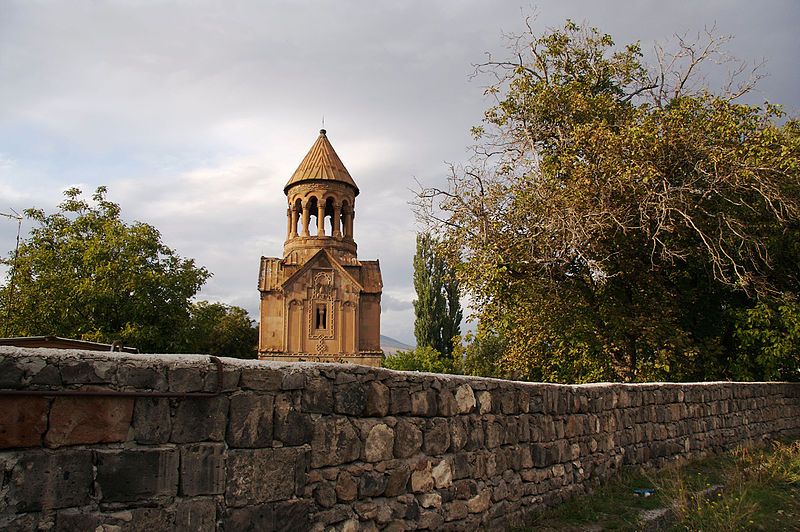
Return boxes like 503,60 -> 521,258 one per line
257,129 -> 383,366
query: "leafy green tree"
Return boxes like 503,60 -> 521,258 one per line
412,233 -> 463,358
382,346 -> 453,373
733,298 -> 800,381
0,186 -> 211,352
179,301 -> 258,359
416,20 -> 800,382
457,329 -> 509,379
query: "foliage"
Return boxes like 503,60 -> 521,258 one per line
0,187 -> 210,352
416,19 -> 800,382
412,232 -> 462,358
382,346 -> 454,373
453,329 -> 509,379
653,441 -> 800,531
524,440 -> 800,531
732,297 -> 800,381
179,301 -> 258,359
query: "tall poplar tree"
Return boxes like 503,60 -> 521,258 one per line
412,233 -> 462,357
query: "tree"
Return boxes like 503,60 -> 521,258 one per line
416,20 -> 800,382
454,325 -> 515,379
0,186 -> 211,352
412,233 -> 463,358
179,301 -> 259,359
382,346 -> 453,373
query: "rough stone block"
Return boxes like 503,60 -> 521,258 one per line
359,471 -> 388,497
117,364 -> 167,390
56,509 -> 104,531
418,492 -> 443,509
6,449 -> 93,512
354,500 -> 381,520
476,390 -> 492,414
302,377 -> 334,413
438,389 -> 458,416
274,393 -> 313,446
365,381 -> 390,417
432,459 -> 453,488
455,384 -> 476,414
451,452 -> 471,480
311,416 -> 361,467
411,460 -> 434,493
465,418 -> 485,450
30,364 -> 62,386
393,493 -> 421,520
411,389 -> 437,417
228,392 -> 273,447
0,356 -> 25,386
389,387 -> 412,414
422,418 -> 450,455
394,419 -> 422,458
314,482 -> 337,508
419,509 -> 445,529
444,500 -> 469,521
485,421 -> 504,449
175,498 -> 217,531
0,397 -> 48,449
449,417 -> 468,452
61,360 -> 115,384
275,499 -> 313,532
224,503 -> 274,531
385,464 -> 411,497
336,471 -> 358,502
467,489 -> 492,513
45,395 -> 134,448
499,389 -> 517,414
133,397 -> 172,444
226,448 -> 298,506
170,396 -> 228,443
281,370 -> 305,390
365,423 -> 394,462
126,507 -> 177,530
180,443 -> 226,496
240,366 -> 282,391
453,478 -> 479,499
168,366 -> 207,393
335,382 -> 367,416
96,447 -> 179,502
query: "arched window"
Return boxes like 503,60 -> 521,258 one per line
315,303 -> 328,330
307,196 -> 319,236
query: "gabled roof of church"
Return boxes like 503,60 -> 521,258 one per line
284,129 -> 359,195
280,248 -> 364,293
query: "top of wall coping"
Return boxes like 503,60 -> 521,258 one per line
1,346 -> 795,390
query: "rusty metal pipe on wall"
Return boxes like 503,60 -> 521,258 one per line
0,356 -> 224,398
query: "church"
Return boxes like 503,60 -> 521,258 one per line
257,129 -> 383,366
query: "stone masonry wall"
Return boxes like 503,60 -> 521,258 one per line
1,346 -> 799,531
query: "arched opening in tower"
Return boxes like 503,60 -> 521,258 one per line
324,197 -> 335,237
307,196 -> 319,236
292,198 -> 302,237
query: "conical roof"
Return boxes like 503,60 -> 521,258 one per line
284,129 -> 359,195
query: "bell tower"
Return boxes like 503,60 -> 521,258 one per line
258,129 -> 383,365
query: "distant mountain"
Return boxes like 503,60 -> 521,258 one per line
380,334 -> 414,355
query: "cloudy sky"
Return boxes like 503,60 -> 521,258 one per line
1,1 -> 798,345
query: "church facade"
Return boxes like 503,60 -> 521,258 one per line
257,129 -> 383,366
